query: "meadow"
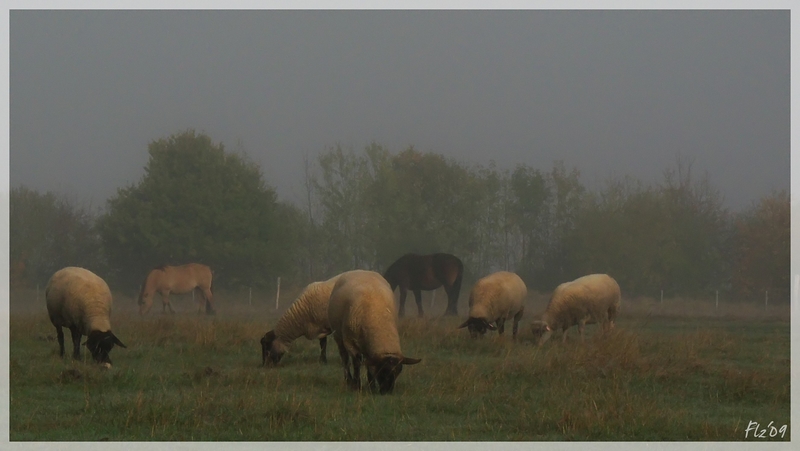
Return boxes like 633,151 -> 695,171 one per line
8,287 -> 790,441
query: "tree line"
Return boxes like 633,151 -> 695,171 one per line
9,130 -> 790,303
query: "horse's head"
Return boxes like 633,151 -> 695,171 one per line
137,289 -> 153,315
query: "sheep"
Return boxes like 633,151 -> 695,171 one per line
45,267 -> 127,367
457,271 -> 527,339
260,274 -> 342,366
327,270 -> 421,394
530,273 -> 621,345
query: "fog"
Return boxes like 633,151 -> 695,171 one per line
9,10 -> 790,210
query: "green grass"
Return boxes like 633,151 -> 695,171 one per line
9,290 -> 790,441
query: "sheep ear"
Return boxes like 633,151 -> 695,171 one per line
457,319 -> 470,329
112,334 -> 127,348
401,357 -> 421,365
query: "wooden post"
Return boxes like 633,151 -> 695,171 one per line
275,277 -> 281,310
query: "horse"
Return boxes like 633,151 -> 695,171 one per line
138,263 -> 215,315
382,253 -> 464,317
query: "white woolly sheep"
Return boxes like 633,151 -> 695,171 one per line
45,267 -> 127,367
530,273 -> 621,345
458,271 -> 527,339
260,274 -> 342,366
327,270 -> 421,394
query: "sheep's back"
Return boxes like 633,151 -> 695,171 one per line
275,274 -> 341,341
468,271 -> 526,320
543,274 -> 620,328
46,267 -> 113,334
328,270 -> 401,358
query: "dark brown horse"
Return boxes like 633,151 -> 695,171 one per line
382,253 -> 464,317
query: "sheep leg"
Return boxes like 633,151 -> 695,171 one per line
69,326 -> 82,360
319,337 -> 328,364
352,354 -> 363,390
412,289 -> 424,318
335,340 -> 356,389
512,311 -> 523,340
497,318 -> 506,335
56,326 -> 65,357
398,286 -> 408,318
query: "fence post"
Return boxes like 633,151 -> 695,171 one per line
275,277 -> 281,310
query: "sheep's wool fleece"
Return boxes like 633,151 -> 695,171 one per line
328,270 -> 403,360
46,267 -> 113,335
542,274 -> 620,328
274,274 -> 341,342
468,271 -> 527,321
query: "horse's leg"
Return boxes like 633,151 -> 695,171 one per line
398,286 -> 408,318
413,289 -> 424,318
443,283 -> 458,316
163,291 -> 175,314
202,285 -> 215,315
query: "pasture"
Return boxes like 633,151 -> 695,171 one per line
8,287 -> 790,441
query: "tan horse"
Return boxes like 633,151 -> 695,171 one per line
138,263 -> 215,315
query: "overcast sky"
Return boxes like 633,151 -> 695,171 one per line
9,10 -> 790,211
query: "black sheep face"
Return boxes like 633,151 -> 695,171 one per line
260,331 -> 284,366
84,330 -> 127,365
368,355 -> 422,394
458,317 -> 496,338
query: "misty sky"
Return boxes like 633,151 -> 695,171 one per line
9,10 -> 790,211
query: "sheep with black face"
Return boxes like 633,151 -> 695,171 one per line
327,270 -> 421,394
45,267 -> 127,367
458,271 -> 527,340
260,274 -> 341,366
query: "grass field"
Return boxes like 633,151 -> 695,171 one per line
8,287 -> 791,441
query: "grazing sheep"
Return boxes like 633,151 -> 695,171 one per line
530,273 -> 621,345
457,271 -> 527,339
45,267 -> 127,367
260,274 -> 342,366
327,270 -> 421,394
